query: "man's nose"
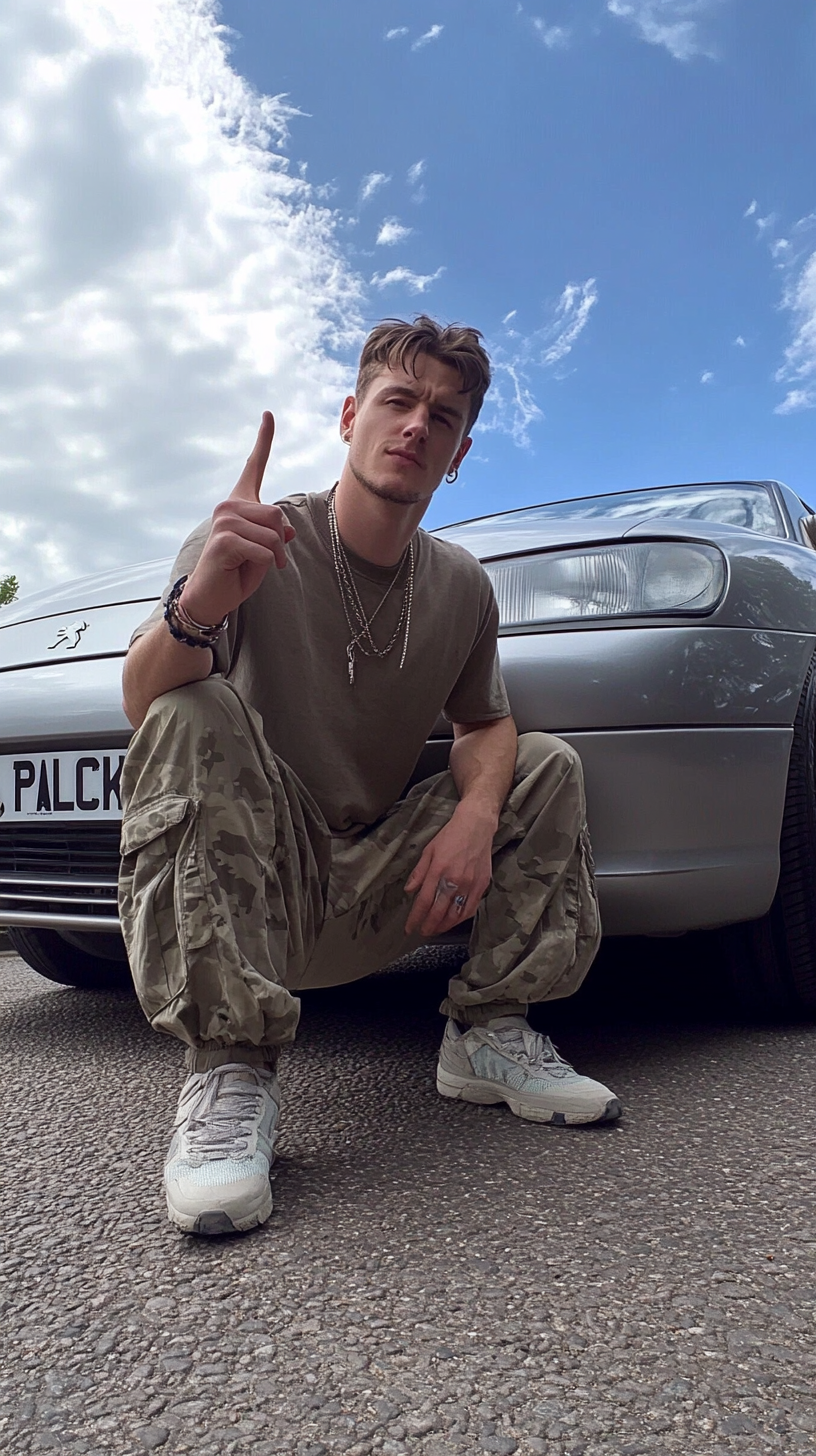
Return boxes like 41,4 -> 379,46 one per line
402,408 -> 429,440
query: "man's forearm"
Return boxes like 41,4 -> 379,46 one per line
448,715 -> 518,827
122,622 -> 213,730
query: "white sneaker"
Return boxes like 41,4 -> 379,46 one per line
437,1016 -> 621,1125
164,1063 -> 280,1235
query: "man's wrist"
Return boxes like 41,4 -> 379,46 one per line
164,576 -> 229,649
178,578 -> 230,629
451,795 -> 501,834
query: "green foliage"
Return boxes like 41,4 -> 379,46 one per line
0,574 -> 19,607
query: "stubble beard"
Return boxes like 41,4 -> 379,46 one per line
348,457 -> 426,508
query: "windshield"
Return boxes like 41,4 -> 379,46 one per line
481,483 -> 784,539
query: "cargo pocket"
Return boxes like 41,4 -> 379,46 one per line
555,824 -> 602,999
118,794 -> 212,1022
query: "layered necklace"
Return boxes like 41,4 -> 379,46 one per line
326,484 -> 415,686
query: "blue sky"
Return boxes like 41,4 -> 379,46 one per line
223,0 -> 816,526
1,0 -> 814,589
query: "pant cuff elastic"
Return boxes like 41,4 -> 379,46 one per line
184,1045 -> 280,1073
438,998 -> 530,1027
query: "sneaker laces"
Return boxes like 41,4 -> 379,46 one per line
487,1026 -> 576,1079
182,1064 -> 271,1162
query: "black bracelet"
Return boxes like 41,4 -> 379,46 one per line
163,576 -> 228,649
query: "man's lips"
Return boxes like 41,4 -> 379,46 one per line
386,448 -> 423,467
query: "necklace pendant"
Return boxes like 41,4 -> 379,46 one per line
347,646 -> 355,686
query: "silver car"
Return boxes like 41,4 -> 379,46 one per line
2,478 -> 816,1013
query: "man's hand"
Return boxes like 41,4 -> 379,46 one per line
404,803 -> 496,938
179,412 -> 296,624
404,717 -> 518,938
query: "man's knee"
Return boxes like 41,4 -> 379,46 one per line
504,733 -> 589,851
123,676 -> 262,815
142,674 -> 238,730
515,730 -> 582,783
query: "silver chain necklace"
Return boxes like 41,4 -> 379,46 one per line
326,485 -> 415,686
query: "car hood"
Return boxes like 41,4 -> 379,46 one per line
435,516 -> 634,558
0,558 -> 171,625
0,559 -> 169,672
434,512 -> 765,559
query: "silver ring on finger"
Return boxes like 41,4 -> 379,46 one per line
453,894 -> 467,912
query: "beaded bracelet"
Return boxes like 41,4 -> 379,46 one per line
163,575 -> 229,649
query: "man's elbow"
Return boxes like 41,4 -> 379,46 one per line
452,713 -> 517,740
122,649 -> 151,730
122,694 -> 145,732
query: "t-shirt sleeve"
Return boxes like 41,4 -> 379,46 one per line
127,519 -> 236,676
443,574 -> 511,725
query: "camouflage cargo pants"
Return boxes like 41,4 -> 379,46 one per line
118,677 -> 600,1071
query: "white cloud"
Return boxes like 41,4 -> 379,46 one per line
607,0 -> 719,61
0,0 -> 365,593
742,197 -> 776,239
775,249 -> 816,415
385,27 -> 409,40
479,365 -> 544,448
479,281 -> 599,446
775,388 -> 815,415
412,24 -> 444,50
538,280 -> 599,366
734,335 -> 746,347
407,159 -> 426,204
375,218 -> 413,247
745,205 -> 816,417
370,266 -> 444,293
531,17 -> 570,47
359,171 -> 391,203
700,370 -> 714,384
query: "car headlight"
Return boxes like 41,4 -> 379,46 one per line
484,542 -> 726,626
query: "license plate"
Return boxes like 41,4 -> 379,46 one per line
0,749 -> 126,822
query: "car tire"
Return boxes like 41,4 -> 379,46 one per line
7,927 -> 132,992
719,652 -> 816,1015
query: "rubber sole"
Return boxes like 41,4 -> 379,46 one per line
166,1182 -> 273,1236
437,1067 -> 621,1125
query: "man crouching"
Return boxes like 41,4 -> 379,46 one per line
120,315 -> 619,1236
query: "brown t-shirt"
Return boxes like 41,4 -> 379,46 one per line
132,490 -> 510,832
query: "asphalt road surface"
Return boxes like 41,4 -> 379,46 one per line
1,937 -> 816,1456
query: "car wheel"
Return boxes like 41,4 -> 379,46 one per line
6,927 -> 132,992
719,652 -> 816,1015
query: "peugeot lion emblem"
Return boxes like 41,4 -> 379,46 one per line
49,619 -> 89,651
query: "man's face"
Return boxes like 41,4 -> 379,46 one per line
340,355 -> 473,507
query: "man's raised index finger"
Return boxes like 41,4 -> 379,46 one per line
229,412 -> 275,503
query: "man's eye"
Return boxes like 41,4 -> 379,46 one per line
433,414 -> 452,428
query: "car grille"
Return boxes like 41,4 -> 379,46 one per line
0,823 -> 121,920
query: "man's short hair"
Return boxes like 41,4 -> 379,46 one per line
356,315 -> 492,436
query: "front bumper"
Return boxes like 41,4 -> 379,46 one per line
0,820 -> 121,930
0,725 -> 793,941
566,725 -> 791,934
415,724 -> 791,937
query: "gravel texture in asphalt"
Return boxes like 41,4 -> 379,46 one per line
1,940 -> 816,1456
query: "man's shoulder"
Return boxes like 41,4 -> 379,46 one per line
420,528 -> 490,588
274,490 -> 328,518
272,491 -> 313,511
